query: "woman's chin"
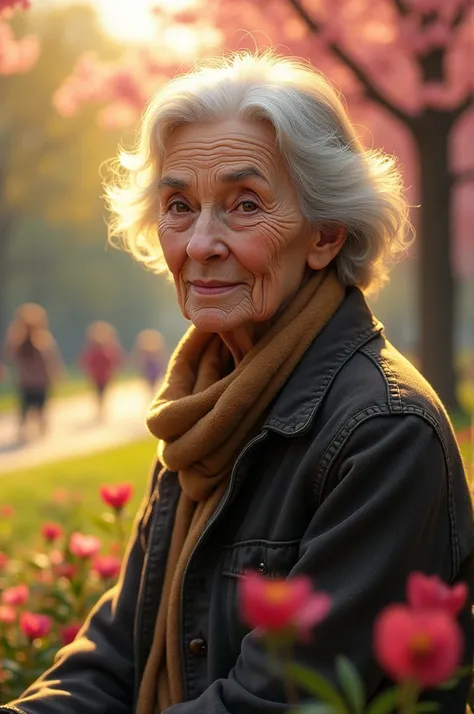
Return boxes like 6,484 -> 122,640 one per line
188,307 -> 244,334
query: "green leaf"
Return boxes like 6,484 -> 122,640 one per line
285,663 -> 348,712
413,704 -> 439,713
365,687 -> 399,714
438,665 -> 472,689
89,514 -> 114,534
336,656 -> 365,714
1,659 -> 22,675
295,705 -> 339,714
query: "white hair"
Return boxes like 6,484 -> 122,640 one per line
105,51 -> 412,292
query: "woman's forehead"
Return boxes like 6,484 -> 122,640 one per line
161,118 -> 283,182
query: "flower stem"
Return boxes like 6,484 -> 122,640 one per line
397,680 -> 420,714
266,636 -> 298,708
115,509 -> 125,554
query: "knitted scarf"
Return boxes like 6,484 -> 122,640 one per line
136,268 -> 345,713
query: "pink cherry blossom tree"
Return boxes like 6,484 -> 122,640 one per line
0,0 -> 38,76
55,0 -> 473,409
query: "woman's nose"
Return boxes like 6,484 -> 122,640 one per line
186,212 -> 229,263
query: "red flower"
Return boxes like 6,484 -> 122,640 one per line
374,605 -> 462,687
0,505 -> 14,518
92,555 -> 121,581
1,583 -> 29,606
0,605 -> 15,624
41,522 -> 63,542
55,562 -> 77,580
60,623 -> 81,646
0,552 -> 8,570
240,573 -> 331,636
407,572 -> 467,617
69,532 -> 101,559
20,612 -> 52,640
100,483 -> 133,510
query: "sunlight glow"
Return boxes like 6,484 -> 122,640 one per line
88,0 -> 157,42
86,0 -> 196,43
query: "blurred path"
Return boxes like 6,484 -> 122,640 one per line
0,380 -> 152,473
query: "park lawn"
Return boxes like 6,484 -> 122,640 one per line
0,438 -> 155,543
0,371 -> 136,414
0,375 -> 91,414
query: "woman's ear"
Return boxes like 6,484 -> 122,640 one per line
307,226 -> 347,270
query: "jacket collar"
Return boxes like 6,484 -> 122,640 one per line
265,287 -> 383,435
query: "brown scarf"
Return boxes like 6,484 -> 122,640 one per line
136,269 -> 345,714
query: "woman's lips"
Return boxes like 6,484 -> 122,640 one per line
190,282 -> 241,295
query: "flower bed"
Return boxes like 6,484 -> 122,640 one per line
0,483 -> 133,701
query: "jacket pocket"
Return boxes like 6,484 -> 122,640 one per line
220,539 -> 301,659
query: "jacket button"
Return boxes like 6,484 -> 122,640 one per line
189,638 -> 207,656
258,562 -> 266,574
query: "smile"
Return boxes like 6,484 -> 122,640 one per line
189,282 -> 241,296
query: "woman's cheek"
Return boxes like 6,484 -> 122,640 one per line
229,227 -> 280,277
158,223 -> 187,276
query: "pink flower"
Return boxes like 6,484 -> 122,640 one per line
100,483 -> 133,510
407,572 -> 468,617
69,532 -> 101,559
0,0 -> 30,11
239,573 -> 331,636
0,605 -> 15,624
1,583 -> 29,606
41,522 -> 63,542
51,487 -> 69,504
0,552 -> 8,570
20,612 -> 52,640
92,555 -> 121,581
374,605 -> 462,687
60,623 -> 81,646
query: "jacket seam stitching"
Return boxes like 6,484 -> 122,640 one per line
220,538 -> 301,549
314,407 -> 458,575
360,344 -> 403,412
267,324 -> 380,432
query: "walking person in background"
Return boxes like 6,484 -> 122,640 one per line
132,329 -> 167,397
3,303 -> 63,442
78,321 -> 123,421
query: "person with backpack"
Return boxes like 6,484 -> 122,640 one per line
4,303 -> 63,441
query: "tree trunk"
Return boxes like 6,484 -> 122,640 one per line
413,114 -> 460,413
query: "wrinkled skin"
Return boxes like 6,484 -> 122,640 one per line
158,119 -> 344,362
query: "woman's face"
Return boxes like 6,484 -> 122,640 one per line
158,118 -> 321,334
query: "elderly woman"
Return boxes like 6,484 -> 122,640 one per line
3,53 -> 472,714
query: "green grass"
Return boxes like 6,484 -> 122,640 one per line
0,371 -> 136,414
0,439 -> 155,543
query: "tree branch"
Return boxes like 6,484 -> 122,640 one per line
454,168 -> 474,185
451,92 -> 473,121
391,0 -> 409,18
286,0 -> 414,126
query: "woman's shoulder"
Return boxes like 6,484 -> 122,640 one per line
328,334 -> 450,431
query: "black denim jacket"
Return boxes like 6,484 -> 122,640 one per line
3,288 -> 472,714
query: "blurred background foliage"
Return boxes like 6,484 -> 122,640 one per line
0,1 -> 472,390
0,3 -> 187,361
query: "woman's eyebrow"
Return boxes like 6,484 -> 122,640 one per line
220,166 -> 270,186
158,176 -> 189,191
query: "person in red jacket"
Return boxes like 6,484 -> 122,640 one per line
78,321 -> 123,421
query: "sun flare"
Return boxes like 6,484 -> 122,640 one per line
87,0 -> 195,43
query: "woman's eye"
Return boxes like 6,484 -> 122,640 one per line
236,200 -> 258,213
169,201 -> 190,213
